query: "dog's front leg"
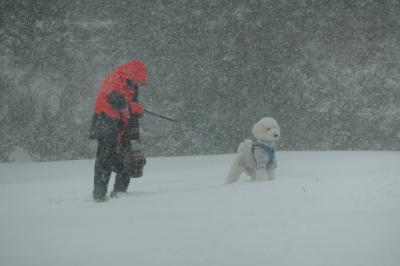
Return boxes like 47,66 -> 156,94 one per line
255,168 -> 268,181
267,169 -> 275,180
267,159 -> 277,180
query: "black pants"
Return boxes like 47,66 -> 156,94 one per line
93,138 -> 132,199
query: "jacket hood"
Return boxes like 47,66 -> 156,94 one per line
115,59 -> 148,85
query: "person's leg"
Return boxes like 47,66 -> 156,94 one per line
93,140 -> 114,201
112,137 -> 132,195
113,171 -> 131,193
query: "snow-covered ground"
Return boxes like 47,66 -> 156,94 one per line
1,151 -> 399,266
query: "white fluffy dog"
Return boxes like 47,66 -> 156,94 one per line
225,117 -> 280,184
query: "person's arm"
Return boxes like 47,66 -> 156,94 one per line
130,102 -> 144,118
107,91 -> 127,111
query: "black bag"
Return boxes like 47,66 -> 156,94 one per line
125,115 -> 140,140
123,150 -> 146,178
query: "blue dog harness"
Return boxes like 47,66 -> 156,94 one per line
251,142 -> 276,170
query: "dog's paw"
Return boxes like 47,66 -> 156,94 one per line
267,170 -> 276,181
272,159 -> 278,169
256,169 -> 268,181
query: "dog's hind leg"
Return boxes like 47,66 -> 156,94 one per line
225,158 -> 243,184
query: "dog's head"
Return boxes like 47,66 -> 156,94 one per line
252,117 -> 280,143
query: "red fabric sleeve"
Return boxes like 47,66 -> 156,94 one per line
131,103 -> 144,114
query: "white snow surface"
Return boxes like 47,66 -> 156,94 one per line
1,151 -> 400,266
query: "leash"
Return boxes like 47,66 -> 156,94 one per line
144,109 -> 177,122
143,109 -> 212,137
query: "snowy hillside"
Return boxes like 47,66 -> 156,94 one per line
1,151 -> 400,266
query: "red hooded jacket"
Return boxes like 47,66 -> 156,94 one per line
92,60 -> 147,140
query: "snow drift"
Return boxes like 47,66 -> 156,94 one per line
1,151 -> 399,266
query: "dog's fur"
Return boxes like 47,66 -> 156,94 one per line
225,117 -> 280,184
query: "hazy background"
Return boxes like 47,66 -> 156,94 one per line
1,0 -> 400,162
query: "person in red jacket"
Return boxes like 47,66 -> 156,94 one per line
89,59 -> 148,202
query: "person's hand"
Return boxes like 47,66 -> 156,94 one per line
131,103 -> 144,118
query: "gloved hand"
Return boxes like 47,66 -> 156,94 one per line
131,103 -> 144,118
